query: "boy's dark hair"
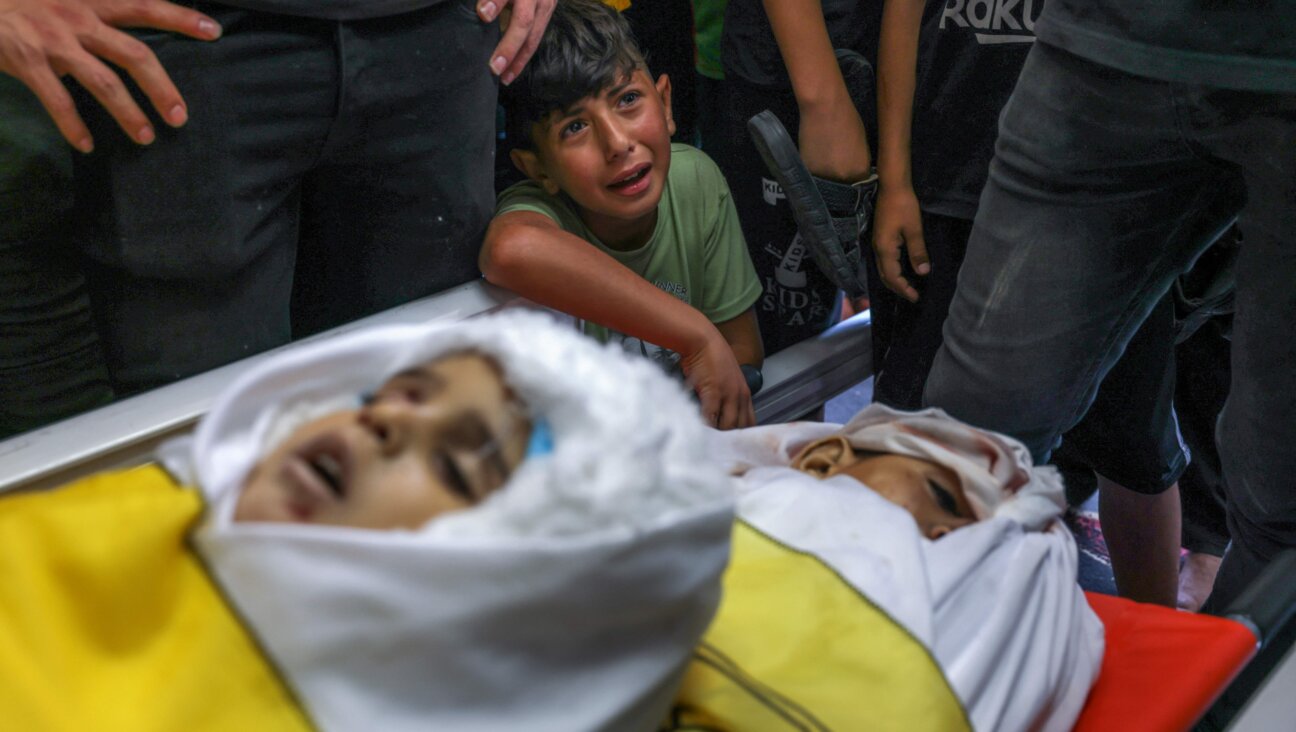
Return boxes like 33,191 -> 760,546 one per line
503,0 -> 647,149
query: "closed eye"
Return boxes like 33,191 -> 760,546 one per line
436,451 -> 475,501
435,414 -> 498,501
927,479 -> 963,518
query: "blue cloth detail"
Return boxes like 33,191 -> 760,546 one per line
525,418 -> 554,459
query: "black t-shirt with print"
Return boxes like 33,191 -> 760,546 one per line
910,0 -> 1042,220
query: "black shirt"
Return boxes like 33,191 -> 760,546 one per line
1035,0 -> 1296,93
911,0 -> 1041,219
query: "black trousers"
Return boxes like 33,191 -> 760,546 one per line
70,0 -> 499,394
867,211 -> 1188,496
1176,318 -> 1233,557
0,77 -> 113,438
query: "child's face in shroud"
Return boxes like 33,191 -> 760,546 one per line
512,69 -> 676,249
235,353 -> 532,530
792,436 -> 976,540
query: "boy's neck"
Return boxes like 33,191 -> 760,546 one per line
580,206 -> 660,252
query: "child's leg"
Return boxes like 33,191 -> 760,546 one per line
1098,477 -> 1182,607
1174,319 -> 1232,610
1062,296 -> 1186,607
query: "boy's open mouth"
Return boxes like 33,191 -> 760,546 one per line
608,163 -> 651,191
286,435 -> 351,510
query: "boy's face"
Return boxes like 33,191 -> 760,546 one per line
514,70 -> 676,246
792,436 -> 976,540
235,353 -> 532,530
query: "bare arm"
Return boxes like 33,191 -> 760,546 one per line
481,210 -> 755,428
710,309 -> 761,428
872,0 -> 928,302
761,0 -> 871,182
715,308 -> 763,368
483,211 -> 727,356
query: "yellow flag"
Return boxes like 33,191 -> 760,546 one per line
0,466 -> 313,732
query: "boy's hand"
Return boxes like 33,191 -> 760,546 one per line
680,334 -> 756,431
477,0 -> 555,85
872,183 -> 928,303
484,213 -> 759,429
0,0 -> 222,152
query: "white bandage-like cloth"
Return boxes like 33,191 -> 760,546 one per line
842,404 -> 1068,529
713,405 -> 1105,732
167,312 -> 735,732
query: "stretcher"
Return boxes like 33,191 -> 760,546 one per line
2,281 -> 1294,731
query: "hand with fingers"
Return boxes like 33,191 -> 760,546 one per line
476,0 -> 555,85
0,0 -> 221,152
680,334 -> 756,431
872,182 -> 928,303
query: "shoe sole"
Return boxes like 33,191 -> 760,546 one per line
747,109 -> 867,298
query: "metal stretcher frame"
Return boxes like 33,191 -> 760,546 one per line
0,281 -> 871,495
0,281 -> 1290,731
1,282 -> 519,494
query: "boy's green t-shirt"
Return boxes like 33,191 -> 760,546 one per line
496,143 -> 761,369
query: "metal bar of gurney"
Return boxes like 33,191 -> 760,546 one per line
0,282 -> 872,494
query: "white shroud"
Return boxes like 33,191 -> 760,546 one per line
169,312 -> 735,732
714,414 -> 1105,732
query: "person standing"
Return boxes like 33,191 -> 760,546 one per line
921,0 -> 1296,610
710,0 -> 881,354
0,0 -> 555,402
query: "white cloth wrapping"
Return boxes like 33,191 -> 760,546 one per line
835,405 -> 1068,530
712,407 -> 1106,732
172,312 -> 735,732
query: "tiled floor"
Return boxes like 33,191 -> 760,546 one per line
824,376 -> 873,423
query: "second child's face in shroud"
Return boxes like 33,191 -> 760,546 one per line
793,436 -> 976,540
235,353 -> 532,530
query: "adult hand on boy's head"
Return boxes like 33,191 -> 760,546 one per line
872,183 -> 928,303
681,337 -> 756,431
477,0 -> 555,85
0,0 -> 222,152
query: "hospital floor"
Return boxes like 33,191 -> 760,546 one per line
825,379 -> 1119,596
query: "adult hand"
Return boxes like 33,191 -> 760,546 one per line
797,93 -> 872,184
872,183 -> 928,302
476,0 -> 555,85
0,0 -> 221,152
680,334 -> 756,431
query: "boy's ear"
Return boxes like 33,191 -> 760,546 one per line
655,73 -> 676,137
510,147 -> 561,196
791,435 -> 854,478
